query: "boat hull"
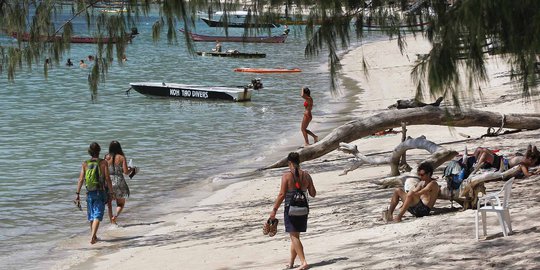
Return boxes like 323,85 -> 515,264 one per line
180,29 -> 287,43
12,32 -> 134,44
196,51 -> 266,58
201,18 -> 279,28
130,83 -> 252,102
233,68 -> 301,73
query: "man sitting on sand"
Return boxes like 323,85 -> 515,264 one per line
384,163 -> 440,222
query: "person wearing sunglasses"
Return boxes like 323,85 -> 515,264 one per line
384,162 -> 440,222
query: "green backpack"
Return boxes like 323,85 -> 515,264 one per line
85,158 -> 104,191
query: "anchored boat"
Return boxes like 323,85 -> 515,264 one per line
196,51 -> 266,58
233,67 -> 301,73
129,79 -> 263,102
179,29 -> 287,43
200,11 -> 280,28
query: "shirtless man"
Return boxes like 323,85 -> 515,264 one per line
386,162 -> 440,222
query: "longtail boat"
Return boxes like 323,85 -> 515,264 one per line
196,51 -> 266,58
179,29 -> 286,43
11,32 -> 136,44
233,68 -> 301,73
200,11 -> 280,28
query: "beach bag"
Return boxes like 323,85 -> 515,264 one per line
443,160 -> 466,190
85,158 -> 104,191
288,175 -> 309,217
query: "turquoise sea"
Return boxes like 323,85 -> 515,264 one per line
0,8 -> 382,269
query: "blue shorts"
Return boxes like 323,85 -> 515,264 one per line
86,190 -> 106,221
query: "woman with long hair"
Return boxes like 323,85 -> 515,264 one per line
105,140 -> 134,224
300,87 -> 318,147
270,152 -> 317,270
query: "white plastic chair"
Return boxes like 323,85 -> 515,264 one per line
475,178 -> 514,240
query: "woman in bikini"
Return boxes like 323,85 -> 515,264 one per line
471,145 -> 539,177
270,152 -> 317,270
300,87 -> 318,147
105,141 -> 134,225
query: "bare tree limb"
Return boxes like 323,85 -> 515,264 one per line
262,106 -> 540,170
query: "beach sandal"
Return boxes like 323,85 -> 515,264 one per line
268,218 -> 279,237
263,218 -> 272,235
73,199 -> 82,211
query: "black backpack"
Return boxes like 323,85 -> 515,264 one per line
288,173 -> 309,216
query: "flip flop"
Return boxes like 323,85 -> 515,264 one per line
263,218 -> 272,235
73,199 -> 82,211
268,218 -> 279,237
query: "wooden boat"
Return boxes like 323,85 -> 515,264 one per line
129,81 -> 262,102
233,68 -> 301,73
179,29 -> 287,43
11,32 -> 135,44
200,11 -> 280,28
196,51 -> 266,58
361,21 -> 430,31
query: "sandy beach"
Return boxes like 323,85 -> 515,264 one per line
56,35 -> 540,270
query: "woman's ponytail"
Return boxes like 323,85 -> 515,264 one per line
287,152 -> 301,178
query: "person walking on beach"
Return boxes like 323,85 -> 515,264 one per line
301,87 -> 318,147
384,162 -> 439,223
75,142 -> 113,244
104,140 -> 133,225
270,152 -> 316,270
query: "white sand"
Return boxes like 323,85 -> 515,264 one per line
56,36 -> 540,270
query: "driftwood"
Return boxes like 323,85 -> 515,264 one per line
387,97 -> 444,109
338,136 -> 457,177
262,106 -> 540,170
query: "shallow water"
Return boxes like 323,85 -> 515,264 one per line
0,8 -> 382,269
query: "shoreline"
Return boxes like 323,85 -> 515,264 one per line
46,43 -> 367,270
57,35 -> 540,269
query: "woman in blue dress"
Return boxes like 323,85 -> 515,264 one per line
270,152 -> 317,270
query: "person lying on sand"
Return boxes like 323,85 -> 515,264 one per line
384,163 -> 439,222
469,145 -> 539,177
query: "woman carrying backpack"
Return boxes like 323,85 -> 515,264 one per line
105,140 -> 134,225
269,152 -> 317,270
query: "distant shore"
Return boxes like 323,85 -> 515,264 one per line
57,35 -> 540,270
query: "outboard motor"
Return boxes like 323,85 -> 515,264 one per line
249,78 -> 263,90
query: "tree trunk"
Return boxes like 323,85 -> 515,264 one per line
262,106 -> 540,169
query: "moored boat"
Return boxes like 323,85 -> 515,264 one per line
11,31 -> 137,44
179,29 -> 287,43
129,81 -> 262,102
233,67 -> 301,73
196,51 -> 266,58
200,11 -> 280,28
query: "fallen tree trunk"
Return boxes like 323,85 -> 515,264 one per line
338,136 -> 457,176
262,106 -> 540,169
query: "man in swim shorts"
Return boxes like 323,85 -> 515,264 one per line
384,162 -> 440,222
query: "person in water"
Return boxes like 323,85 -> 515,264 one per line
75,142 -> 113,244
270,152 -> 316,270
79,60 -> 87,68
66,58 -> 73,66
283,25 -> 290,35
300,87 -> 318,146
104,140 -> 134,225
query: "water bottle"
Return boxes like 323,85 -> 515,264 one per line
128,159 -> 133,168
